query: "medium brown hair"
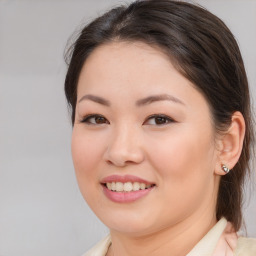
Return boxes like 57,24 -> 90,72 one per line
64,0 -> 254,231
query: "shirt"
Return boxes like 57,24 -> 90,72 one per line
83,218 -> 256,256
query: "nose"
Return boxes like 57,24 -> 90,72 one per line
103,125 -> 145,167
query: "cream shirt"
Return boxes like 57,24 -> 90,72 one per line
83,218 -> 256,256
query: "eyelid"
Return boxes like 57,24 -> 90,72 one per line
79,113 -> 175,125
143,114 -> 175,125
80,114 -> 110,125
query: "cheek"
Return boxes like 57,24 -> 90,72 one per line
146,125 -> 216,206
148,126 -> 215,172
71,128 -> 105,192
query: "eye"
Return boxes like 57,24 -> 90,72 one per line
144,114 -> 175,125
80,114 -> 109,125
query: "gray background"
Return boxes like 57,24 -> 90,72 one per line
0,0 -> 255,255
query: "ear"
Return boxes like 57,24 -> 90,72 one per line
215,111 -> 246,176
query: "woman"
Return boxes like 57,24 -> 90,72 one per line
64,0 -> 256,255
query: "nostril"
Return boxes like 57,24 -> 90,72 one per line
103,140 -> 145,167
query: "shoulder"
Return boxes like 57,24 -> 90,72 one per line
234,237 -> 256,256
81,235 -> 111,256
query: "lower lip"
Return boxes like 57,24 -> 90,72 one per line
102,185 -> 154,203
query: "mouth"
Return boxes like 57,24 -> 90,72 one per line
103,181 -> 155,192
100,175 -> 156,203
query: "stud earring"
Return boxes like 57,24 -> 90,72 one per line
222,164 -> 230,174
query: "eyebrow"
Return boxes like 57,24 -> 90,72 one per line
78,93 -> 185,107
136,94 -> 185,106
78,94 -> 110,106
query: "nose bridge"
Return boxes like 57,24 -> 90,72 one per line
105,122 -> 144,166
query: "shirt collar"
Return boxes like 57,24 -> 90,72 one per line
187,218 -> 228,256
85,218 -> 230,256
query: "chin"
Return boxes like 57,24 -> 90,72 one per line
95,206 -> 157,235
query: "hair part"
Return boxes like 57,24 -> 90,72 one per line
64,0 -> 255,231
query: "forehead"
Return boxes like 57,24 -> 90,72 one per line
78,41 -> 183,92
77,41 -> 209,110
80,41 -> 173,77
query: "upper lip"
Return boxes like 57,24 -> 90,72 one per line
101,175 -> 155,185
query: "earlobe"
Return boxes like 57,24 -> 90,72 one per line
215,111 -> 245,176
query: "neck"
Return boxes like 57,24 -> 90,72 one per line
108,205 -> 217,256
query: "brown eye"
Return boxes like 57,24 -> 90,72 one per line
155,116 -> 168,125
144,114 -> 174,126
81,115 -> 109,125
95,116 -> 106,124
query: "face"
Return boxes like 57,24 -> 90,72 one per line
72,41 -> 220,236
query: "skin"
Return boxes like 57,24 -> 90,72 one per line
71,41 -> 245,256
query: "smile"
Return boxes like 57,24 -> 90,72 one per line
101,175 -> 156,203
105,182 -> 154,192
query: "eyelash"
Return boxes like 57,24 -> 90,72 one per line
80,114 -> 175,126
144,114 -> 175,125
80,114 -> 109,125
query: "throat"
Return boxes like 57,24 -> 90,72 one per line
108,215 -> 218,256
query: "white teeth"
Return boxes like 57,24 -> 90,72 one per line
133,182 -> 140,191
107,183 -> 111,190
140,183 -> 146,190
115,182 -> 123,192
123,182 -> 133,192
105,182 -> 153,192
111,182 -> 116,191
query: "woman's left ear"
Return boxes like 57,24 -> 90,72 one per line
215,111 -> 246,175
